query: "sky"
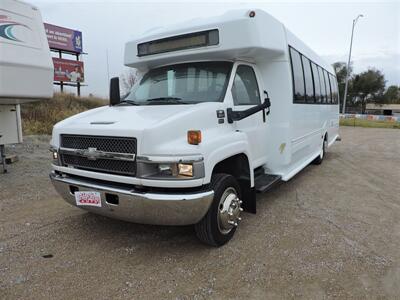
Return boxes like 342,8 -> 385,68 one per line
30,0 -> 400,97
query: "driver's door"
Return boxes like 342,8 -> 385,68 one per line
230,63 -> 268,166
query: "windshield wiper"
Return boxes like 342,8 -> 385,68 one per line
116,100 -> 140,106
145,97 -> 190,104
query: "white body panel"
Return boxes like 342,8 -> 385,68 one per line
51,9 -> 339,189
0,0 -> 53,104
0,104 -> 22,144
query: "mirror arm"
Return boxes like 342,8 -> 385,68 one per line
227,97 -> 271,124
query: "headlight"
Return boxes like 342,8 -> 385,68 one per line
136,158 -> 203,180
178,163 -> 193,177
50,147 -> 60,165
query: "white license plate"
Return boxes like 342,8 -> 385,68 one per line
75,191 -> 102,207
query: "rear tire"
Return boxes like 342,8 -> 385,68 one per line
313,135 -> 327,165
195,173 -> 242,247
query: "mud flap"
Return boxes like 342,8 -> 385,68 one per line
239,179 -> 256,214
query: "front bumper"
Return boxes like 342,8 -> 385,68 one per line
50,172 -> 214,225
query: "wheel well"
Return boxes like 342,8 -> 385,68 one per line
212,154 -> 256,214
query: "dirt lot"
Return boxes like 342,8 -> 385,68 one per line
0,127 -> 399,299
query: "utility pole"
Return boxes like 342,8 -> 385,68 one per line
106,49 -> 110,96
342,14 -> 363,114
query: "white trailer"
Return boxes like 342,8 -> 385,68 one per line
50,9 -> 339,246
0,0 -> 53,172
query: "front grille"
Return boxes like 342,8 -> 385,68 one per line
60,135 -> 137,176
61,134 -> 136,154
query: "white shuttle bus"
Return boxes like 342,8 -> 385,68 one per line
50,9 -> 339,246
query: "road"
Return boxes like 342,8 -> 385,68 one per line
0,127 -> 399,299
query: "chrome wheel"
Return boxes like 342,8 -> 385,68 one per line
217,187 -> 243,234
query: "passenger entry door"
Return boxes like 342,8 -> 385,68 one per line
230,64 -> 268,166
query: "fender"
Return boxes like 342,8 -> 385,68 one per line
204,138 -> 254,186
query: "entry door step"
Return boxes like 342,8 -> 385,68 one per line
254,174 -> 281,193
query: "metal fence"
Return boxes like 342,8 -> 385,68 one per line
340,113 -> 400,123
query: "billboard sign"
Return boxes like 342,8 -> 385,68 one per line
53,57 -> 84,83
44,23 -> 83,53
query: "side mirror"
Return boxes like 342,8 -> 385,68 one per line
109,77 -> 120,106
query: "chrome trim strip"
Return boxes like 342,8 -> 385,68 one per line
136,155 -> 203,163
60,147 -> 136,161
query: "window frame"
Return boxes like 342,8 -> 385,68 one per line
323,70 -> 332,104
289,46 -> 306,103
311,62 -> 322,103
329,74 -> 338,104
318,65 -> 327,104
302,55 -> 315,103
231,64 -> 262,106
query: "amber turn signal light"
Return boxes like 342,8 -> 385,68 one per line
187,130 -> 202,145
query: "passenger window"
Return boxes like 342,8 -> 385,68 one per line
312,63 -> 321,103
302,56 -> 314,103
330,74 -> 338,104
318,66 -> 327,103
289,47 -> 305,103
231,65 -> 261,105
323,71 -> 332,103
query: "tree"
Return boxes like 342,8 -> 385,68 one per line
333,62 -> 352,110
350,69 -> 386,113
120,69 -> 138,96
383,85 -> 400,104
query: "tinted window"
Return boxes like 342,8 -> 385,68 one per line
302,56 -> 314,103
231,65 -> 261,105
330,74 -> 338,104
318,66 -> 327,103
323,70 -> 332,103
289,47 -> 305,103
311,63 -> 321,103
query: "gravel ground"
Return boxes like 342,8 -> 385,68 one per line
0,127 -> 399,299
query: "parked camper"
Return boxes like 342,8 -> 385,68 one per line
50,9 -> 339,246
0,0 -> 53,172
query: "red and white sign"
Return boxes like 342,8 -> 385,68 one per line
75,191 -> 102,207
53,57 -> 84,83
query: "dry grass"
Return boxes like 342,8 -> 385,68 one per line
340,118 -> 400,129
21,93 -> 107,135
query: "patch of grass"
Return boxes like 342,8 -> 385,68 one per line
21,93 -> 107,135
340,118 -> 400,129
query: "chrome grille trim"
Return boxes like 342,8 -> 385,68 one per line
59,147 -> 136,162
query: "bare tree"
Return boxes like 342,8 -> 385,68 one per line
120,69 -> 138,96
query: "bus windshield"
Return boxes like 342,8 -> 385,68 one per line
125,61 -> 232,105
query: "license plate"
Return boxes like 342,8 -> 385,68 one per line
75,191 -> 102,207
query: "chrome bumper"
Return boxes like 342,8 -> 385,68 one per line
49,172 -> 214,225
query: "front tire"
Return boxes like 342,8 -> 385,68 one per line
195,173 -> 243,247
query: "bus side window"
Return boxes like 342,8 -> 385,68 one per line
289,47 -> 305,103
330,74 -> 338,104
323,70 -> 332,104
302,56 -> 315,103
311,63 -> 321,103
318,66 -> 327,104
231,65 -> 261,106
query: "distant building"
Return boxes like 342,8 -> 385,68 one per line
366,104 -> 400,116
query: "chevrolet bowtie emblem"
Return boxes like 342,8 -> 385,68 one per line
71,147 -> 135,161
85,147 -> 100,160
75,147 -> 101,160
